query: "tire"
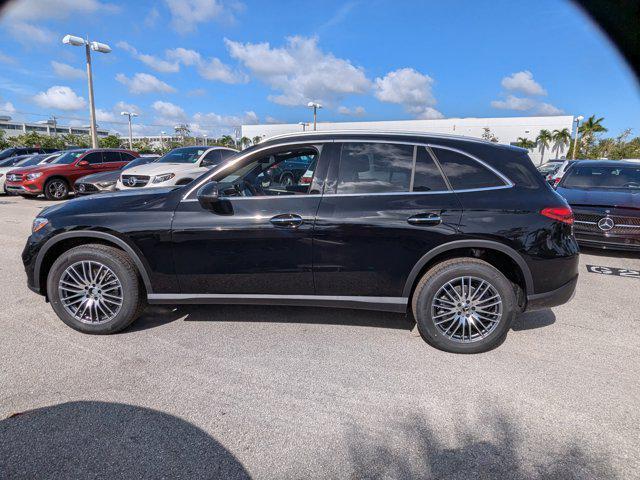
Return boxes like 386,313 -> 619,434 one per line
280,173 -> 295,187
44,178 -> 69,200
46,244 -> 146,334
412,257 -> 516,354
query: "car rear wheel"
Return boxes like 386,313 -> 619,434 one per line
46,244 -> 146,334
412,257 -> 516,354
44,178 -> 69,200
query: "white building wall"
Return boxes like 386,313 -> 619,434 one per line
242,116 -> 575,165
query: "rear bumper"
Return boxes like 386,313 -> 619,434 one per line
525,274 -> 578,311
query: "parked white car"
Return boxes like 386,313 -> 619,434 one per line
116,146 -> 237,190
0,152 -> 60,193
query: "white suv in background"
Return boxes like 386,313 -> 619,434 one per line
116,146 -> 238,190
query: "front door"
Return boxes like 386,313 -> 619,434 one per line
313,141 -> 463,298
171,142 -> 328,295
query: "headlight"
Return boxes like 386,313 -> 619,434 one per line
32,217 -> 49,233
25,172 -> 43,181
97,181 -> 116,188
152,173 -> 175,183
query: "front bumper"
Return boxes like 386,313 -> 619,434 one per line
6,183 -> 42,195
526,274 -> 578,311
575,233 -> 640,251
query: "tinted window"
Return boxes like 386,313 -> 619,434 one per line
83,152 -> 103,164
220,150 -> 237,160
433,147 -> 504,190
337,142 -> 413,194
203,150 -> 222,163
51,150 -> 86,164
102,151 -> 121,163
562,165 -> 640,189
413,147 -> 448,192
119,152 -> 136,162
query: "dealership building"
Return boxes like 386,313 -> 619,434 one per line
241,115 -> 575,165
0,118 -> 109,139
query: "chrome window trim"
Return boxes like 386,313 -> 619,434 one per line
181,138 -> 513,202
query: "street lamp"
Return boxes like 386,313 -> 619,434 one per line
307,102 -> 322,131
62,34 -> 111,149
120,111 -> 138,150
298,122 -> 309,132
572,115 -> 584,160
160,131 -> 166,151
203,134 -> 208,146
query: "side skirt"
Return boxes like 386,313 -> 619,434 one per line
147,293 -> 408,313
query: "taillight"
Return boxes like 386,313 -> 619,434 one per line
540,206 -> 574,225
300,176 -> 312,184
552,177 -> 561,188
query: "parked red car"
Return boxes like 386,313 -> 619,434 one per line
5,149 -> 139,200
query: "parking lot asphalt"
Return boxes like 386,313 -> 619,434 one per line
0,196 -> 639,479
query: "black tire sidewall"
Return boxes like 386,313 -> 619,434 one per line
414,261 -> 516,354
45,178 -> 69,200
47,247 -> 141,334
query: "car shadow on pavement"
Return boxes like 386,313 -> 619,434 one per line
344,408 -> 618,480
0,401 -> 251,480
511,309 -> 556,331
127,304 -> 414,333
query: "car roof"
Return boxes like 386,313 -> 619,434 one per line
258,130 -> 527,153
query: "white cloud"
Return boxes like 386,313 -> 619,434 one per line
265,115 -> 282,124
0,101 -> 16,115
95,109 -> 118,122
6,22 -> 56,44
33,85 -> 86,110
117,42 -> 180,73
374,68 -> 442,118
337,105 -> 366,116
166,47 -> 201,66
51,61 -> 85,79
490,94 -> 537,111
226,36 -> 371,106
116,73 -> 175,94
187,88 -> 207,97
501,70 -> 546,96
145,6 -> 160,27
3,0 -> 118,21
165,0 -> 243,33
114,101 -> 142,115
197,57 -> 247,84
537,102 -> 564,115
152,100 -> 187,121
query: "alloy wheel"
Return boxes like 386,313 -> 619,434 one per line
47,180 -> 67,199
431,276 -> 502,343
58,260 -> 123,324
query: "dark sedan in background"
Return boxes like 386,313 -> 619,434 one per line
74,155 -> 159,195
556,160 -> 640,250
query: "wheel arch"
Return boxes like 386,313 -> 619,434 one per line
402,240 -> 534,300
34,231 -> 154,295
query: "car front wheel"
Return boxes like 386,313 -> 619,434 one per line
412,258 -> 517,354
46,244 -> 146,334
44,178 -> 69,200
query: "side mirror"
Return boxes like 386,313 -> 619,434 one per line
197,182 -> 220,210
77,160 -> 89,167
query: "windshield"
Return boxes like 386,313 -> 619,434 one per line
51,150 -> 86,165
0,156 -> 24,167
156,147 -> 206,164
0,149 -> 16,161
14,155 -> 43,167
562,164 -> 640,189
123,156 -> 158,170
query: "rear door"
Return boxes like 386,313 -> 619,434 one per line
313,141 -> 462,299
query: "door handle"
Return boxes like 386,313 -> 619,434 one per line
407,212 -> 442,226
270,214 -> 303,227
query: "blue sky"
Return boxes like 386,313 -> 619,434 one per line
0,0 -> 638,138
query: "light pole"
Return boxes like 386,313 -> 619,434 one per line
307,102 -> 322,131
62,34 -> 111,149
160,131 -> 166,151
298,122 -> 309,131
203,134 -> 208,146
572,115 -> 584,160
120,111 -> 138,150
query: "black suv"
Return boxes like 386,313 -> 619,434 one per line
22,132 -> 579,353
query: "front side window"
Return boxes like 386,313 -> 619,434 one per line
51,150 -> 86,165
215,146 -> 320,197
432,147 -> 504,190
83,152 -> 103,165
337,142 -> 413,194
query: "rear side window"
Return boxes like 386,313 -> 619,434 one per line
337,142 -> 413,194
119,152 -> 136,162
102,151 -> 121,163
413,147 -> 448,192
432,147 -> 504,190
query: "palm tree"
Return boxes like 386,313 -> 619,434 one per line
535,129 -> 552,165
239,136 -> 251,149
578,115 -> 607,138
219,135 -> 234,148
551,128 -> 571,159
252,136 -> 262,145
515,137 -> 536,149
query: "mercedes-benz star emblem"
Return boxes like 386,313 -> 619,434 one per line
126,177 -> 137,187
598,217 -> 615,231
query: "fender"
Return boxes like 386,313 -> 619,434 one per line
33,230 -> 154,294
401,239 -> 534,298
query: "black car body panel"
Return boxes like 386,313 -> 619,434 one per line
556,160 -> 640,250
23,132 -> 579,314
